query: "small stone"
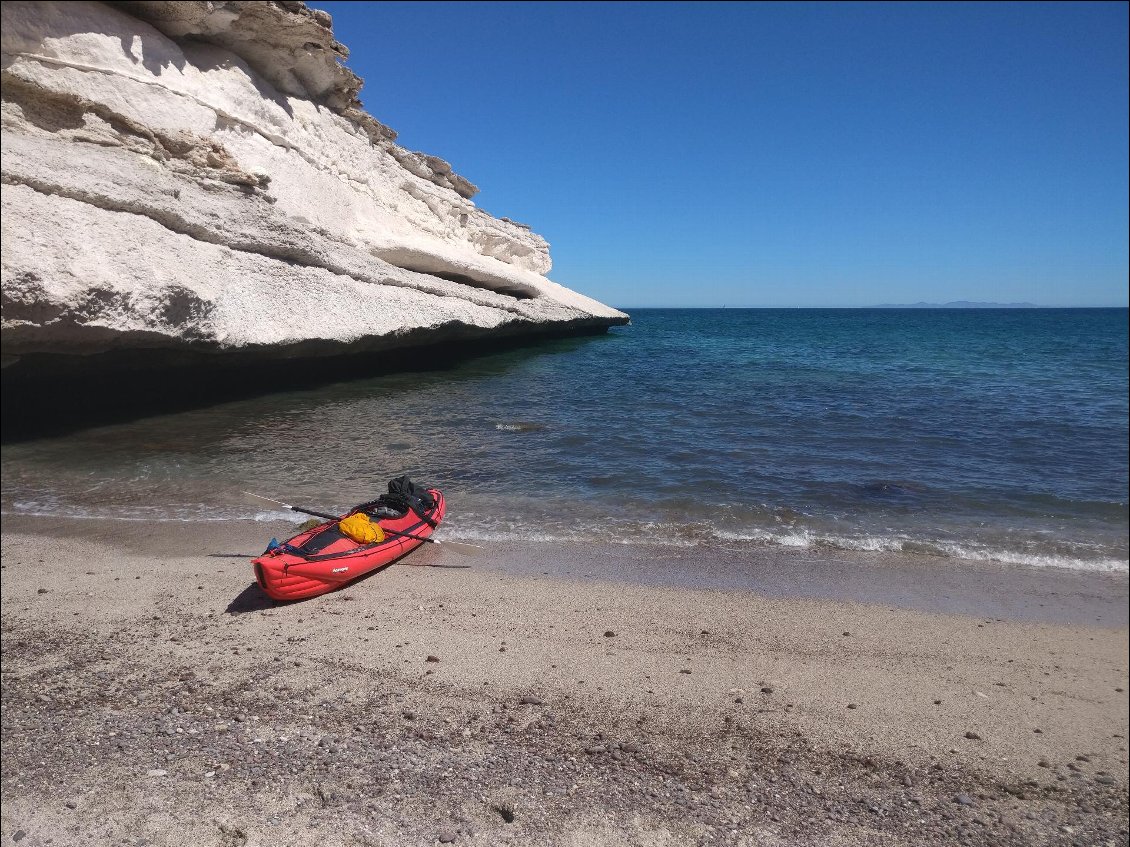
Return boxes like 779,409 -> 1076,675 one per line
603,631 -> 616,638
402,711 -> 416,721
37,588 -> 48,594
679,669 -> 692,674
842,632 -> 850,636
438,832 -> 457,844
760,686 -> 774,694
1038,759 -> 1050,768
954,794 -> 975,807
846,703 -> 857,710
426,655 -> 440,663
1094,775 -> 1116,785
933,700 -> 942,705
65,800 -> 77,809
965,731 -> 982,740
519,695 -> 543,706
13,832 -> 26,843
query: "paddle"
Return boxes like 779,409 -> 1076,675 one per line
208,552 -> 469,567
243,491 -> 483,555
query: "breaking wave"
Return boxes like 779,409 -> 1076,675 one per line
708,527 -> 1128,572
443,519 -> 1127,573
2,501 -> 295,524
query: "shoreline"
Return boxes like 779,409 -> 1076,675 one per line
3,514 -> 1126,626
2,516 -> 1127,845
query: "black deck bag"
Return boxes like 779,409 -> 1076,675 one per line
358,476 -> 437,526
387,475 -> 436,511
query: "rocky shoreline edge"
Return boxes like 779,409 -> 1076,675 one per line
0,322 -> 622,441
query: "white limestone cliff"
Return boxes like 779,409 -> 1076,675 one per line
0,0 -> 626,367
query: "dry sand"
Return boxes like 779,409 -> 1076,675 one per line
1,515 -> 1127,846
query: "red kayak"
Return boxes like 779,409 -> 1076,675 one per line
252,488 -> 445,601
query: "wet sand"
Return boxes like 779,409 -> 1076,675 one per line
1,514 -> 1127,846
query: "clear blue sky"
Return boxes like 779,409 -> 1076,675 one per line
317,1 -> 1128,308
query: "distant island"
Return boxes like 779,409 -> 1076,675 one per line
873,301 -> 1039,309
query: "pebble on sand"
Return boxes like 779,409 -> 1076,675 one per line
426,655 -> 440,663
965,731 -> 982,740
603,631 -> 616,637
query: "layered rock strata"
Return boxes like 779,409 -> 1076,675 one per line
0,1 -> 626,368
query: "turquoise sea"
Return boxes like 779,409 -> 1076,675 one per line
2,308 -> 1127,572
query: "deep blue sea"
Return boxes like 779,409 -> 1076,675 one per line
3,309 -> 1127,572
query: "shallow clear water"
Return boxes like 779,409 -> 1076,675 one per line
3,308 -> 1127,572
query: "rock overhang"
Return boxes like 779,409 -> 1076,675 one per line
0,0 -> 628,375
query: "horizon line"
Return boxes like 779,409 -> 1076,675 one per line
612,304 -> 1129,310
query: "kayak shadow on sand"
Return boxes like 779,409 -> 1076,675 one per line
223,541 -> 463,614
226,583 -> 276,614
224,558 -> 407,614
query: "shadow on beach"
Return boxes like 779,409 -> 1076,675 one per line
226,583 -> 276,614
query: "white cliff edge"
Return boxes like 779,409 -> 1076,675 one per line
0,0 -> 627,366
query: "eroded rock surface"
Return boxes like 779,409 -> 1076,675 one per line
1,1 -> 626,365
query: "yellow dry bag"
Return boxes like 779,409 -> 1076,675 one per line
338,512 -> 385,544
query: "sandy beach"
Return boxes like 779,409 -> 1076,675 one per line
1,515 -> 1126,846
3,2 -> 1127,846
